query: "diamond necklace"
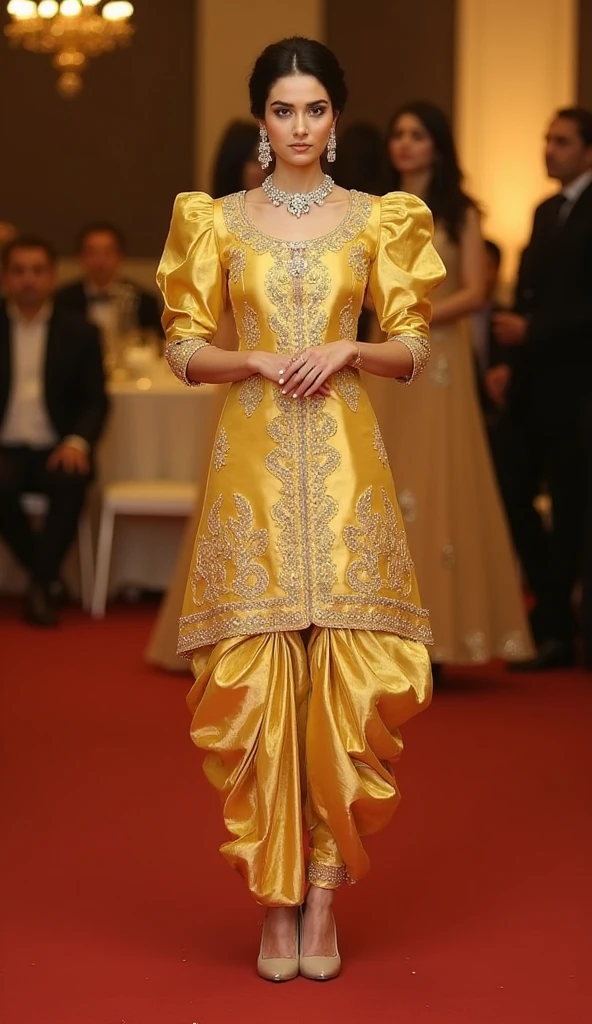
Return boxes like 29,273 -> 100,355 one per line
262,173 -> 335,218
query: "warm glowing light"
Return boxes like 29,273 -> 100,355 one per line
81,0 -> 100,5
7,0 -> 37,18
59,0 -> 82,15
37,0 -> 59,16
102,1 -> 133,21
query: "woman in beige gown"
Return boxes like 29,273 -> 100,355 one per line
146,122 -> 267,671
375,102 -> 534,667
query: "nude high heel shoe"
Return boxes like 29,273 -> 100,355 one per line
298,906 -> 341,981
257,910 -> 300,982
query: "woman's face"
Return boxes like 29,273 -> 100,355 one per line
263,73 -> 334,168
242,151 -> 267,191
388,113 -> 435,175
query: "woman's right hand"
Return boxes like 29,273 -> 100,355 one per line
250,351 -> 332,397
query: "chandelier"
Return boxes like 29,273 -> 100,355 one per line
4,1 -> 135,97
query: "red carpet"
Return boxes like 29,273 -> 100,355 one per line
1,602 -> 591,1024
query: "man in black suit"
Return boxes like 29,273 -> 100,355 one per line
493,107 -> 592,670
0,237 -> 108,626
55,222 -> 162,342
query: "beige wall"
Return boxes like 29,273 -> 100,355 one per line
195,0 -> 324,192
455,0 -> 578,282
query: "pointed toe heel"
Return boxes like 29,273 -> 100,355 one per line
298,908 -> 341,981
257,910 -> 299,982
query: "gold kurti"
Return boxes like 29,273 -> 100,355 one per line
157,189 -> 445,657
157,188 -> 445,906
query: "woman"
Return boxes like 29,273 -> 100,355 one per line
379,102 -> 533,668
146,122 -> 266,672
157,39 -> 444,981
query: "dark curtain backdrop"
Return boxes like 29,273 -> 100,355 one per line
578,0 -> 592,109
325,0 -> 456,134
0,3 -> 194,257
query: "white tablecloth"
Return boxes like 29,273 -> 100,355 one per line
0,361 -> 226,597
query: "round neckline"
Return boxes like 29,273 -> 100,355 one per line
239,188 -> 356,246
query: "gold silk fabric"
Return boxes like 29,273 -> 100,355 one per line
157,189 -> 446,658
187,625 -> 432,906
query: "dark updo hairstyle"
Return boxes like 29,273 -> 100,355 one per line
248,36 -> 348,120
385,101 -> 477,243
211,120 -> 260,198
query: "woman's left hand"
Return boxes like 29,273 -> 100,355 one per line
279,340 -> 357,398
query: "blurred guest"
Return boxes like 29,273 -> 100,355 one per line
55,223 -> 162,344
212,120 -> 267,198
333,121 -> 384,194
379,101 -> 533,670
493,108 -> 592,670
0,222 -> 17,251
0,237 -> 108,627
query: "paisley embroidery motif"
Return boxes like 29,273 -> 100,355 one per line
373,422 -> 389,467
191,493 -> 269,606
344,486 -> 414,598
333,367 -> 361,412
238,375 -> 264,417
213,427 -> 230,471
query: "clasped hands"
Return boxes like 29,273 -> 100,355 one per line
254,340 -> 357,399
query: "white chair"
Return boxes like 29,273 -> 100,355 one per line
91,479 -> 198,618
20,492 -> 95,611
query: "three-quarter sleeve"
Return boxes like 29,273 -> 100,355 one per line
156,191 -> 224,385
369,191 -> 446,383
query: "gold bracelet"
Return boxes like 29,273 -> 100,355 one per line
351,343 -> 363,370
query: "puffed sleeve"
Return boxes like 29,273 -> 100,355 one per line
369,192 -> 446,383
156,191 -> 224,385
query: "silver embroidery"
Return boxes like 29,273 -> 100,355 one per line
213,427 -> 230,471
228,246 -> 247,283
464,631 -> 487,662
348,242 -> 370,281
338,296 -> 358,341
388,333 -> 431,384
333,366 -> 361,412
373,422 -> 389,467
238,375 -> 264,417
165,337 -> 209,386
499,631 -> 530,659
191,493 -> 269,605
242,301 -> 260,349
344,486 -> 414,598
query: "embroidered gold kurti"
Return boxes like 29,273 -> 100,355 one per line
157,189 -> 445,658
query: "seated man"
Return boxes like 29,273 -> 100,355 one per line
0,237 -> 108,626
55,222 -> 162,344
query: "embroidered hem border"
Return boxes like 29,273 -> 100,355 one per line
307,861 -> 355,889
176,599 -> 433,656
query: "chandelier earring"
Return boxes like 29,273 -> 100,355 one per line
326,124 -> 337,163
258,126 -> 272,169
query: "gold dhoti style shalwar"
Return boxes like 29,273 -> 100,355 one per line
157,188 -> 445,906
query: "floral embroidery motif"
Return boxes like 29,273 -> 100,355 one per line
500,631 -> 530,659
238,375 -> 264,417
333,366 -> 361,412
191,493 -> 269,605
242,301 -> 260,349
228,246 -> 247,283
344,486 -> 414,598
373,422 -> 389,467
339,296 -> 358,341
348,242 -> 370,281
213,427 -> 230,471
165,337 -> 209,386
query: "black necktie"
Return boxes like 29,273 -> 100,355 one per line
554,192 -> 570,227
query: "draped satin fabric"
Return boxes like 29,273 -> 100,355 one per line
189,628 -> 431,907
157,188 -> 445,902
